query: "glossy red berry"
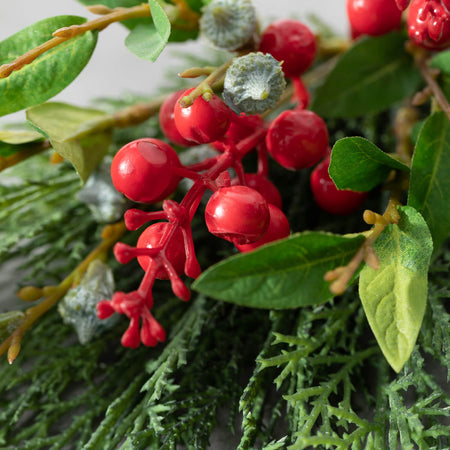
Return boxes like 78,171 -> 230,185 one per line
347,0 -> 403,38
136,222 -> 186,279
205,185 -> 270,245
258,19 -> 317,77
396,0 -> 411,10
235,204 -> 290,252
111,138 -> 181,204
159,90 -> 195,147
310,154 -> 368,215
212,113 -> 264,152
266,109 -> 329,170
231,173 -> 283,209
407,0 -> 450,50
174,88 -> 232,144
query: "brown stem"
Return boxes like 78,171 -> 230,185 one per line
0,4 -> 151,79
112,95 -> 166,128
1,221 -> 127,363
0,140 -> 51,172
410,43 -> 450,121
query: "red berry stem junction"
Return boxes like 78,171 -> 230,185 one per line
97,16 -> 372,349
99,106 -> 278,348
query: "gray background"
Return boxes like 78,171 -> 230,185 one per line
0,0 -> 348,125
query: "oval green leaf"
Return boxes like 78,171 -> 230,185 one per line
311,33 -> 422,118
125,0 -> 171,61
0,16 -> 97,117
26,102 -> 113,182
408,112 -> 450,255
193,232 -> 366,309
330,137 -> 410,191
359,206 -> 433,373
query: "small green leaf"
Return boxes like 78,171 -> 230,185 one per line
0,16 -> 97,117
125,0 -> 170,61
125,24 -> 165,61
311,33 -> 422,118
149,0 -> 171,38
359,206 -> 433,373
0,129 -> 44,146
408,112 -> 450,254
329,137 -> 410,191
193,232 -> 366,309
429,50 -> 450,74
26,102 -> 113,182
0,124 -> 45,157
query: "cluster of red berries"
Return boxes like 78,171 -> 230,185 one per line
97,18 -> 368,348
347,0 -> 450,50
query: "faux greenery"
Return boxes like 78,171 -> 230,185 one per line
0,1 -> 448,448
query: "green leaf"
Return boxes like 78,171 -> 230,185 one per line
149,0 -> 171,38
0,127 -> 44,145
408,112 -> 450,253
0,16 -> 97,117
125,0 -> 170,61
429,50 -> 450,74
359,206 -> 433,373
0,125 -> 45,158
311,33 -> 422,118
193,232 -> 366,309
329,137 -> 410,191
26,102 -> 113,182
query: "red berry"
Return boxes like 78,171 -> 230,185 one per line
111,138 -> 181,204
347,0 -> 403,38
231,173 -> 283,209
212,113 -> 264,152
258,19 -> 317,77
310,154 -> 368,215
396,0 -> 411,10
159,90 -> 195,147
205,185 -> 270,245
174,88 -> 231,144
136,222 -> 186,279
235,204 -> 290,252
266,109 -> 329,170
407,0 -> 450,50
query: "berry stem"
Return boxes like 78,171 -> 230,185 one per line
178,60 -> 232,107
256,142 -> 269,177
124,209 -> 168,231
184,155 -> 220,172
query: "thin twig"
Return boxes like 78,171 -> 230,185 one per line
0,4 -> 151,79
409,42 -> 450,121
0,140 -> 51,172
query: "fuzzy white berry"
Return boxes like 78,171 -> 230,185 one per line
223,52 -> 286,115
199,0 -> 257,51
